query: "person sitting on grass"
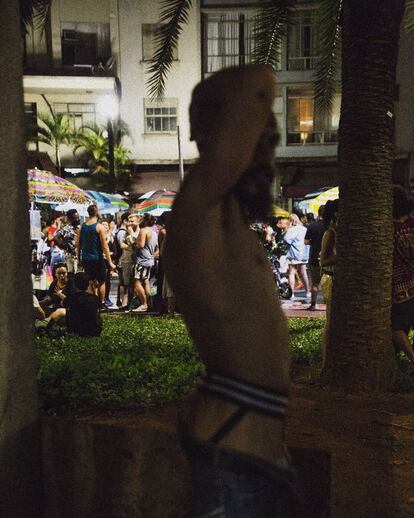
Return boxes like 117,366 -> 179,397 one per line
39,262 -> 74,329
33,291 -> 66,333
64,272 -> 102,337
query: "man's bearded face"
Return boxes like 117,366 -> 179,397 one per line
234,114 -> 279,221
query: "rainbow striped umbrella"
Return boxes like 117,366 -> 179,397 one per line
308,187 -> 339,215
28,169 -> 93,205
86,190 -> 129,214
134,190 -> 176,216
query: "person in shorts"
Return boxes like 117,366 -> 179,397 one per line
77,205 -> 116,310
131,213 -> 158,312
304,205 -> 325,309
391,185 -> 414,366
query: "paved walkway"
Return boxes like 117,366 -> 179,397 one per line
280,294 -> 326,319
108,277 -> 326,319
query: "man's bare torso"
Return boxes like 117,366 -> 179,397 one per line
164,66 -> 290,464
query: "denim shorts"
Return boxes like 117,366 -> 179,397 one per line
182,434 -> 302,518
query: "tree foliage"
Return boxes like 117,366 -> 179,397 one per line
313,0 -> 342,115
19,0 -> 51,35
252,1 -> 295,69
73,123 -> 132,178
146,0 -> 193,99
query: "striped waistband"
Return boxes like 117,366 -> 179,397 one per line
198,372 -> 289,419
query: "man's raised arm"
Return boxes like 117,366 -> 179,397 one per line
188,65 -> 276,205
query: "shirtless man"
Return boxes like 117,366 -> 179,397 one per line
164,66 -> 295,516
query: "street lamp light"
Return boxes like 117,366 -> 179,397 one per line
99,95 -> 119,193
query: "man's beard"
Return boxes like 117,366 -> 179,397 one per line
233,164 -> 274,221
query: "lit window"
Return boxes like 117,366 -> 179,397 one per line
144,98 -> 178,133
142,24 -> 178,61
287,90 -> 340,145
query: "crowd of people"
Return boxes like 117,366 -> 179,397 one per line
32,185 -> 414,372
31,204 -> 176,337
252,203 -> 335,307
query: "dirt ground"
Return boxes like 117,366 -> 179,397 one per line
81,373 -> 414,518
286,381 -> 414,518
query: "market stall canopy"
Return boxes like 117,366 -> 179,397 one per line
134,190 -> 176,216
52,201 -> 89,216
308,187 -> 339,215
28,169 -> 93,205
297,187 -> 332,213
85,190 -> 129,214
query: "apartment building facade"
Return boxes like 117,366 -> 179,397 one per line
23,0 -> 414,199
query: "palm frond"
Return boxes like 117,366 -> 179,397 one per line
146,0 -> 193,100
405,0 -> 414,32
36,111 -> 72,146
20,0 -> 51,35
313,0 -> 342,116
252,0 -> 296,69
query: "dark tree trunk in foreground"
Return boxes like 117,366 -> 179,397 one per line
325,0 -> 406,391
0,0 -> 43,515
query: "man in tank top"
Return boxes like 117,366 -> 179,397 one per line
128,213 -> 158,312
77,204 -> 116,309
164,66 -> 297,517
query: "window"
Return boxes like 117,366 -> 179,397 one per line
202,12 -> 256,77
61,22 -> 110,66
287,91 -> 340,145
54,103 -> 96,132
25,102 -> 38,142
144,98 -> 178,133
142,24 -> 178,61
287,9 -> 318,70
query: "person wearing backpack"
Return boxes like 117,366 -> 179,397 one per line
116,212 -> 136,310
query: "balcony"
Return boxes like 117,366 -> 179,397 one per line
24,58 -> 116,78
287,131 -> 339,145
287,56 -> 320,71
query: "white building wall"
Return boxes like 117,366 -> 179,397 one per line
117,0 -> 200,163
23,0 -> 414,182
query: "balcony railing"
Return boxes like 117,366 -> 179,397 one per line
24,57 -> 116,78
287,130 -> 338,145
287,56 -> 320,71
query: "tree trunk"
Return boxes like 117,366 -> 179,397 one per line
0,1 -> 43,515
325,0 -> 405,391
56,145 -> 61,176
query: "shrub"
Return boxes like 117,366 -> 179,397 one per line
36,316 -> 203,414
37,315 -> 413,413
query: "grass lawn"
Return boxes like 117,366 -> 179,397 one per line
35,315 -> 411,414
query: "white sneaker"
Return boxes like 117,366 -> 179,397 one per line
132,304 -> 148,312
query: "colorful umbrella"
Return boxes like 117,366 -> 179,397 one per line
85,190 -> 129,214
308,187 -> 339,215
28,169 -> 93,205
134,190 -> 176,215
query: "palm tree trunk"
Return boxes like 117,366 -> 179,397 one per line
0,0 -> 43,515
325,0 -> 405,391
56,145 -> 61,176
